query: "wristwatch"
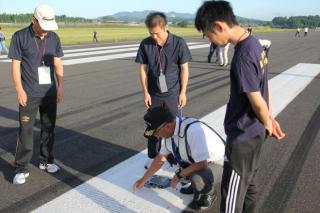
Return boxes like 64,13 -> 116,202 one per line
175,169 -> 183,179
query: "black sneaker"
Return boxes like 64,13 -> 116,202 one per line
198,193 -> 217,210
180,184 -> 194,194
188,192 -> 217,211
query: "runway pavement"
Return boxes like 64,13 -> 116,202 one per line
0,31 -> 320,213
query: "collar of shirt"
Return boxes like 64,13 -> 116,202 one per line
28,24 -> 51,39
166,32 -> 173,45
155,31 -> 174,48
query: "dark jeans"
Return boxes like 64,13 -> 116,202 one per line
220,132 -> 266,213
147,95 -> 179,159
14,95 -> 57,173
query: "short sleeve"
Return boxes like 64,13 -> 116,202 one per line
8,32 -> 22,61
135,42 -> 148,64
187,124 -> 210,162
236,57 -> 261,93
54,35 -> 64,57
178,39 -> 192,65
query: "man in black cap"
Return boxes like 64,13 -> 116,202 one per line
133,107 -> 225,211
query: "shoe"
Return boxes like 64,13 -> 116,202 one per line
180,183 -> 194,194
198,193 -> 217,210
39,163 -> 60,173
13,172 -> 30,185
188,191 -> 217,211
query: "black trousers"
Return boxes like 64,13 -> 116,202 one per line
220,132 -> 266,213
14,95 -> 57,173
147,95 -> 179,159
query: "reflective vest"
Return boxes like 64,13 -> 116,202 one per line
164,117 -> 225,166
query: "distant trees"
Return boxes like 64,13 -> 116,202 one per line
0,13 -> 91,23
272,15 -> 320,28
177,20 -> 189,28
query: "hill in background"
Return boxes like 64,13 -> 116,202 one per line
99,10 -> 268,26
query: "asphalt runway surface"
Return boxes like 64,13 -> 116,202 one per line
0,31 -> 320,213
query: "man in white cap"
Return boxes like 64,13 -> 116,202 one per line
8,5 -> 64,185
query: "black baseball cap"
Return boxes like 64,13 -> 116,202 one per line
143,107 -> 174,137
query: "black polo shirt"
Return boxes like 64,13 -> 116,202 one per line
135,32 -> 192,97
9,24 -> 63,97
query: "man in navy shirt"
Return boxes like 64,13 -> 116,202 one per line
195,1 -> 285,212
9,5 -> 64,185
135,12 -> 192,168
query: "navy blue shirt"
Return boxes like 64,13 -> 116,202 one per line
224,36 -> 269,142
9,24 -> 63,97
135,32 -> 192,97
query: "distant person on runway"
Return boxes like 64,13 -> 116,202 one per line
295,27 -> 301,37
195,1 -> 285,212
133,106 -> 225,211
9,5 -> 64,185
304,27 -> 308,37
135,12 -> 191,169
247,25 -> 253,35
207,42 -> 218,63
0,26 -> 9,55
93,30 -> 98,42
218,42 -> 230,66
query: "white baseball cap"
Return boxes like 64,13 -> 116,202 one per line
34,5 -> 58,31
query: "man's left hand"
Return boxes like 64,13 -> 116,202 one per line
170,175 -> 180,190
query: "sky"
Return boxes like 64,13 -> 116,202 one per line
0,0 -> 319,21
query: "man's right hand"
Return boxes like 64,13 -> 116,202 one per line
133,178 -> 146,192
17,89 -> 27,107
271,118 -> 285,140
144,93 -> 152,108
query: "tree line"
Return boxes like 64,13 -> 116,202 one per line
0,13 -> 90,23
272,15 -> 320,28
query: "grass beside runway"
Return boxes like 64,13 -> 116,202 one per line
1,24 -> 292,46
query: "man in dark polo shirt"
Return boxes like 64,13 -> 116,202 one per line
135,12 -> 192,168
195,1 -> 285,212
9,5 -> 64,185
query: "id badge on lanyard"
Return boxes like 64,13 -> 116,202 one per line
38,65 -> 51,85
159,72 -> 168,93
35,37 -> 51,85
157,47 -> 168,93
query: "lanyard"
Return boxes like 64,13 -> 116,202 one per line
171,138 -> 182,164
156,45 -> 164,74
171,114 -> 183,164
34,37 -> 46,65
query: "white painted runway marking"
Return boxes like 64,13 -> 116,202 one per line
63,42 -> 204,54
63,47 -> 139,58
0,42 -> 207,63
62,43 -> 210,65
32,63 -> 320,213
